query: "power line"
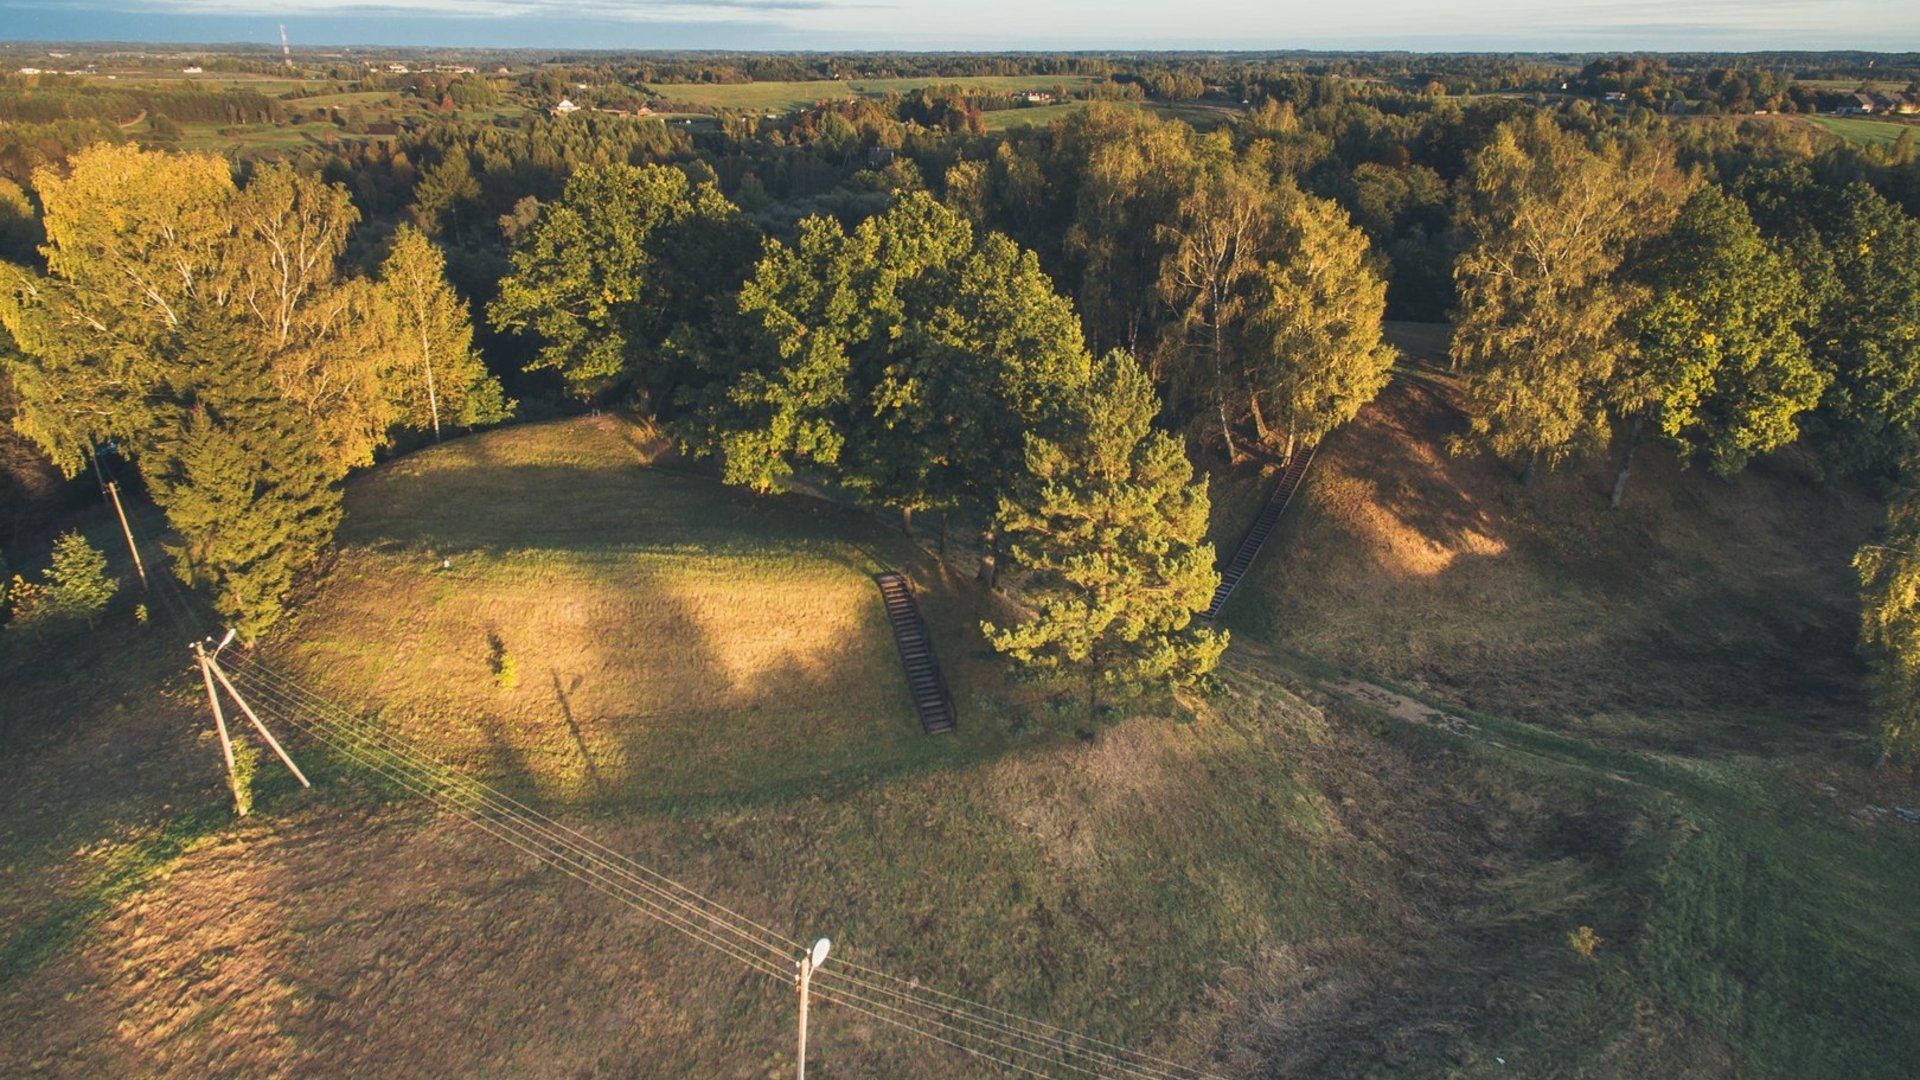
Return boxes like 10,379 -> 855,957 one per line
224,664 -> 1201,1078
92,452 -> 1222,1078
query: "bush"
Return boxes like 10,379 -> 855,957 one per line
46,530 -> 116,624
229,729 -> 259,816
4,531 -> 116,633
488,633 -> 519,689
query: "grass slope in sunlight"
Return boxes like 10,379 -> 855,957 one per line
271,415 -> 1025,808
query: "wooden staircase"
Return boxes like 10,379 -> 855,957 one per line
1202,446 -> 1317,623
874,572 -> 956,735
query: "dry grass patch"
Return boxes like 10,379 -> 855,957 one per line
271,415 -> 1026,806
1226,353 -> 1878,756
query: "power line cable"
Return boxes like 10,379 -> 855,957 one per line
90,452 -> 1220,1078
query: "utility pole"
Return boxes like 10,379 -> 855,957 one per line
796,937 -> 831,1080
102,481 -> 148,589
193,631 -> 312,815
194,639 -> 245,815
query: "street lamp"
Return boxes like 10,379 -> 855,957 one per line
797,937 -> 830,1080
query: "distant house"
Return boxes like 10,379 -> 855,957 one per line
1837,92 -> 1878,115
1021,90 -> 1056,105
386,62 -> 410,75
550,98 -> 581,116
867,146 -> 897,166
181,65 -> 203,74
16,67 -> 41,76
1602,90 -> 1628,103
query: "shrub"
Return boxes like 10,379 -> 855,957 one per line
229,730 -> 259,816
4,532 -> 117,635
488,633 -> 519,689
46,530 -> 116,625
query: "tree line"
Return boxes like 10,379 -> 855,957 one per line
1,144 -> 506,636
5,59 -> 1920,746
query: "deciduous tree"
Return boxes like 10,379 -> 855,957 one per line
1245,188 -> 1396,460
378,225 -> 509,440
1855,469 -> 1920,763
1611,184 -> 1824,505
1158,158 -> 1274,459
1451,115 -> 1690,479
490,163 -> 756,406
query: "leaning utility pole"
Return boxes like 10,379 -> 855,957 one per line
102,480 -> 148,589
193,631 -> 311,814
796,937 -> 831,1080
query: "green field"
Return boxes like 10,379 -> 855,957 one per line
272,416 -> 1031,806
644,74 -> 1100,113
981,99 -> 1242,132
1810,113 -> 1918,147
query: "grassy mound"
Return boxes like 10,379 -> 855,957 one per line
271,415 -> 1023,807
5,391 -> 1916,1076
1225,334 -> 1879,757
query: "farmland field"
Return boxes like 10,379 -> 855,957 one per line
1810,113 -> 1918,146
982,99 -> 1242,131
644,73 -> 1101,113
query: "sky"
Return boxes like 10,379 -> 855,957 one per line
1,0 -> 1918,53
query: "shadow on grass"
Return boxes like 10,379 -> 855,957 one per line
0,802 -> 230,988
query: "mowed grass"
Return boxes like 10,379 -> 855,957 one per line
644,74 -> 1099,113
1809,114 -> 1918,147
271,415 -> 1024,807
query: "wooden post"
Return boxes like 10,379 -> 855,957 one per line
205,653 -> 311,789
195,643 -> 246,815
103,481 -> 148,589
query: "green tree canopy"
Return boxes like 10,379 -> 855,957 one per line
1807,184 -> 1920,476
1855,467 -> 1920,763
143,317 -> 342,640
378,224 -> 511,440
1611,184 -> 1825,505
1245,187 -> 1396,458
985,349 -> 1224,721
489,162 -> 757,406
699,193 -> 1090,553
1451,114 -> 1692,477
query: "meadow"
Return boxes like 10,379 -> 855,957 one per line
0,342 -> 1915,1075
643,74 -> 1101,113
1809,113 -> 1918,147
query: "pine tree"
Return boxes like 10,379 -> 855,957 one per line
46,529 -> 116,625
1856,467 -> 1920,763
985,349 -> 1224,721
379,225 -> 510,440
144,320 -> 342,640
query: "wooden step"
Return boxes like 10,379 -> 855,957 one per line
1201,446 -> 1318,623
874,572 -> 957,735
